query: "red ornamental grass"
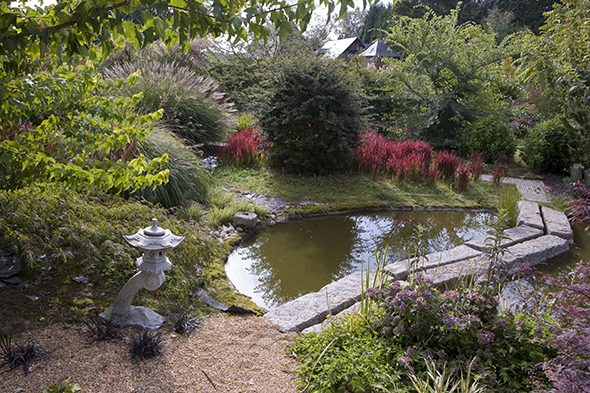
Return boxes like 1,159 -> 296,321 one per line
568,181 -> 590,232
355,129 -> 391,175
492,165 -> 507,185
218,127 -> 265,166
455,162 -> 471,192
470,159 -> 483,181
434,150 -> 460,180
355,130 -> 435,183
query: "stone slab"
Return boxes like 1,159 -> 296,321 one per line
542,206 -> 574,244
503,235 -> 570,272
422,256 -> 491,290
517,201 -> 544,230
264,270 -> 376,332
384,245 -> 482,280
99,306 -> 164,332
465,225 -> 544,253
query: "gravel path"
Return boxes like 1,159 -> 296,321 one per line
0,314 -> 299,393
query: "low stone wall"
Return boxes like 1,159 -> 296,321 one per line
264,201 -> 573,333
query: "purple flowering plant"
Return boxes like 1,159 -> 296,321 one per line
372,273 -> 552,391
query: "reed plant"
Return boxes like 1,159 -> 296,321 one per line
133,127 -> 211,208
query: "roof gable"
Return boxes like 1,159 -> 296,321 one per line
318,37 -> 365,59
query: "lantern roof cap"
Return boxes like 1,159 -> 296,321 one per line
124,219 -> 184,250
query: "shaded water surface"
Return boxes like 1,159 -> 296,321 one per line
226,210 -> 495,310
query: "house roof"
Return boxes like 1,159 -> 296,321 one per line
360,40 -> 400,58
318,37 -> 363,59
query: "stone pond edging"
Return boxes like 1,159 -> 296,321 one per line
264,201 -> 574,334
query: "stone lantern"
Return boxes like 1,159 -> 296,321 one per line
99,219 -> 184,331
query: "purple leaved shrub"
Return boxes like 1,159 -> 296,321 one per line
517,261 -> 590,392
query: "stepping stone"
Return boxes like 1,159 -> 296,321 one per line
504,235 -> 570,272
384,245 -> 482,280
466,225 -> 544,252
542,206 -> 574,244
422,256 -> 491,290
264,270 -> 377,332
517,201 -> 544,230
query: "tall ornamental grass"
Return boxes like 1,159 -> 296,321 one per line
102,59 -> 233,146
133,127 -> 211,208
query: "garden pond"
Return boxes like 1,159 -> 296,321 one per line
226,209 -> 590,310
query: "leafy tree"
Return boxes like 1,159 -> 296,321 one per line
259,56 -> 364,174
0,62 -> 168,192
483,6 -> 523,43
1,0 -> 357,192
487,0 -> 555,33
334,8 -> 366,39
391,0 -> 488,25
520,0 -> 590,166
358,3 -> 393,43
382,7 -> 518,148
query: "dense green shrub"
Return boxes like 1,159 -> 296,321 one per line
259,56 -> 364,174
521,117 -> 570,173
133,127 -> 211,208
461,116 -> 517,162
290,315 -> 402,392
102,59 -> 233,146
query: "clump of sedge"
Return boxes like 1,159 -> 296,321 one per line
173,304 -> 203,336
128,329 -> 165,364
83,318 -> 122,341
0,332 -> 47,374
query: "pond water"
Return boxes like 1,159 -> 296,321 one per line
225,210 -> 497,310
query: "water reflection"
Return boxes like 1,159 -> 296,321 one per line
226,210 -> 495,310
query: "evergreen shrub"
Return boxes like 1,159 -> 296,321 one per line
462,116 -> 516,162
522,117 -> 570,173
259,56 -> 363,174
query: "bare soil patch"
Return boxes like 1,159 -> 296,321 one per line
0,314 -> 299,393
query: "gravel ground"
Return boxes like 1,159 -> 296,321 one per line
0,314 -> 300,393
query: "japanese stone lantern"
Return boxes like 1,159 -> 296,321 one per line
99,219 -> 184,331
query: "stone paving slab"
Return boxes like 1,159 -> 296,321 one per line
542,206 -> 574,244
384,245 -> 483,280
422,256 -> 491,290
465,225 -> 544,253
504,235 -> 570,271
517,201 -> 545,230
264,270 -> 377,332
480,175 -> 550,202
